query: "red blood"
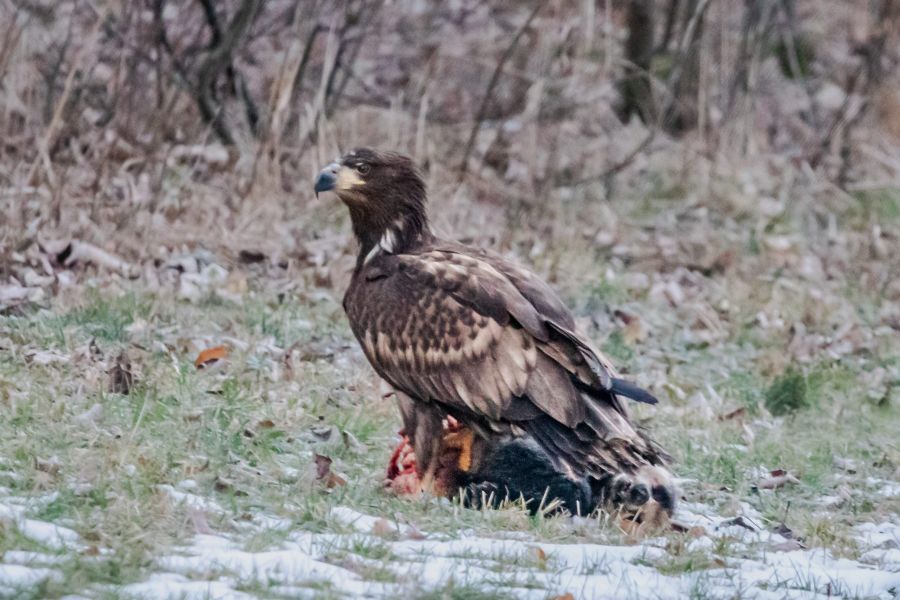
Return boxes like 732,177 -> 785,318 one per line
384,417 -> 465,496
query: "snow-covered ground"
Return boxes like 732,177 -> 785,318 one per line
2,484 -> 898,599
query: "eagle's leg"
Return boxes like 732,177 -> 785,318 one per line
394,391 -> 444,495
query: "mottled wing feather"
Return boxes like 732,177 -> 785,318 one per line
355,256 -> 538,421
433,245 -> 620,394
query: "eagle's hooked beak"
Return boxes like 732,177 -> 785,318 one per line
314,162 -> 339,197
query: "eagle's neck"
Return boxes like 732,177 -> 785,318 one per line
351,207 -> 431,268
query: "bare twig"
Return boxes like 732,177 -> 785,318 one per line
0,7 -> 26,88
23,14 -> 104,193
778,0 -> 819,128
725,0 -> 776,118
570,130 -> 656,188
655,0 -> 681,54
288,23 -> 326,109
458,2 -> 542,177
152,0 -> 192,85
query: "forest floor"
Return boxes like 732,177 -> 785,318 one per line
1,167 -> 899,599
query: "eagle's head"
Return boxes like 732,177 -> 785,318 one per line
315,149 -> 429,258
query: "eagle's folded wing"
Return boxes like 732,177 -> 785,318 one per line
358,250 -> 642,434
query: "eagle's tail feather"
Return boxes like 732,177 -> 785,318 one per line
609,378 -> 658,404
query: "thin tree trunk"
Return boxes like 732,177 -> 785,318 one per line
616,0 -> 657,124
664,0 -> 709,134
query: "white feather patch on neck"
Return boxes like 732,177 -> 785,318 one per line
363,220 -> 405,265
363,244 -> 380,265
379,228 -> 397,253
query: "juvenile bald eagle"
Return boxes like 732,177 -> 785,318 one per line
315,149 -> 675,522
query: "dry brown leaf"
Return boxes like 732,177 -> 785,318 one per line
183,460 -> 209,475
528,545 -> 548,565
717,406 -> 746,421
194,345 -> 229,369
371,518 -> 394,537
183,411 -> 203,423
550,594 -> 575,600
314,454 -> 332,478
188,507 -> 214,535
214,476 -> 247,496
35,457 -> 61,476
687,525 -> 707,537
314,453 -> 347,488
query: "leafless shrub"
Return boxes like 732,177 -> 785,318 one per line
0,0 -> 897,260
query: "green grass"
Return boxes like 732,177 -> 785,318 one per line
850,187 -> 900,224
765,367 -> 813,415
2,282 -> 896,597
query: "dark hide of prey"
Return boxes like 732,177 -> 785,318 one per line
458,437 -> 594,516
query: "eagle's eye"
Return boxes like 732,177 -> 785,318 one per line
357,163 -> 371,175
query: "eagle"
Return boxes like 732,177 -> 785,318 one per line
315,148 -> 675,524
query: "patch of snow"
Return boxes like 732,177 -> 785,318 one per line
7,482 -> 896,600
2,551 -> 68,567
329,506 -> 417,536
0,564 -> 62,590
1,500 -> 82,550
687,536 -> 715,552
250,512 -> 293,531
119,573 -> 252,600
158,485 -> 224,513
866,477 -> 900,498
0,470 -> 23,482
15,518 -> 81,550
861,548 -> 900,570
855,521 -> 900,549
117,500 -> 900,599
155,534 -> 364,591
